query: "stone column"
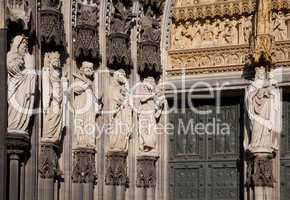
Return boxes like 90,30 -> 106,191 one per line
136,156 -> 159,200
72,148 -> 97,200
246,153 -> 275,200
105,152 -> 128,200
39,142 -> 60,200
6,131 -> 30,200
0,0 -> 7,199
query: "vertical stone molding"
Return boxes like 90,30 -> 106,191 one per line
105,151 -> 128,186
72,148 -> 97,184
6,131 -> 30,200
136,156 -> 158,188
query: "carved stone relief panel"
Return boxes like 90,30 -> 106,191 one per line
171,16 -> 254,50
168,46 -> 250,75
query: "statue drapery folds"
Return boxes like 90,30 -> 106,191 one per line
73,61 -> 103,148
42,51 -> 64,143
108,69 -> 132,152
137,77 -> 165,155
245,67 -> 281,154
7,35 -> 36,133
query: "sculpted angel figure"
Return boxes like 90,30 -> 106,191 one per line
138,77 -> 166,155
7,35 -> 36,133
42,52 -> 63,143
245,66 -> 281,154
108,69 -> 132,152
73,62 -> 103,148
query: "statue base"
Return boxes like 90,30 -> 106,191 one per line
136,155 -> 159,188
7,130 -> 30,155
105,151 -> 128,186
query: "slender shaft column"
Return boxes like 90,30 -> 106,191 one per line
136,156 -> 159,200
9,153 -> 20,200
39,142 -> 60,200
105,152 -> 128,200
72,148 -> 97,200
6,132 -> 30,200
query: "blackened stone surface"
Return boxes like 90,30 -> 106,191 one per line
0,28 -> 7,200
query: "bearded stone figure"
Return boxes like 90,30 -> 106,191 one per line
108,69 -> 132,152
7,35 -> 36,133
73,62 -> 102,148
42,52 -> 63,143
138,77 -> 165,155
245,67 -> 281,154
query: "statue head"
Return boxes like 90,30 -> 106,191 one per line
113,69 -> 127,85
80,61 -> 94,78
10,35 -> 28,56
255,66 -> 267,81
45,52 -> 61,69
144,76 -> 156,90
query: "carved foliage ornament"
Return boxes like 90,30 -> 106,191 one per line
136,156 -> 158,188
73,0 -> 100,60
105,152 -> 129,186
107,0 -> 134,67
138,0 -> 165,75
247,155 -> 274,187
72,148 -> 97,183
39,0 -> 65,46
39,143 -> 60,179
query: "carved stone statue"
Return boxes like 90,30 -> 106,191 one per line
42,52 -> 63,143
138,77 -> 165,155
245,67 -> 280,154
7,35 -> 36,133
108,69 -> 132,152
73,62 -> 102,148
272,12 -> 288,41
239,16 -> 253,44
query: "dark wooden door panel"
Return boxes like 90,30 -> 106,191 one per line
169,97 -> 243,200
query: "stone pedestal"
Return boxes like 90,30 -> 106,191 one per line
39,142 -> 60,200
6,131 -> 30,200
246,152 -> 275,200
105,151 -> 128,200
136,156 -> 159,200
72,148 -> 97,200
